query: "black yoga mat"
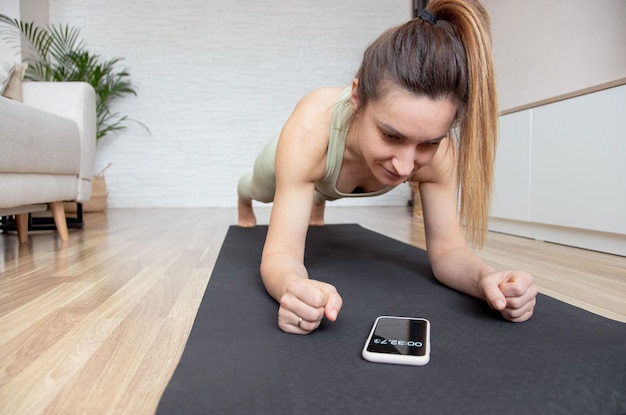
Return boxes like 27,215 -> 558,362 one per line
158,224 -> 626,415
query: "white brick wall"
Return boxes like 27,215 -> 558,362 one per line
49,0 -> 411,207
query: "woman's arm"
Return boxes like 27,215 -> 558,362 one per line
416,140 -> 537,322
261,89 -> 344,334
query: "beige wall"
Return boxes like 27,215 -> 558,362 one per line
20,0 -> 49,27
483,0 -> 626,111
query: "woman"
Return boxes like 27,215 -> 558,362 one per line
237,0 -> 537,334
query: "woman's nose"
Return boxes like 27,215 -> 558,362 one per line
391,148 -> 417,176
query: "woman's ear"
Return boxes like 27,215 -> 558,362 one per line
350,79 -> 360,110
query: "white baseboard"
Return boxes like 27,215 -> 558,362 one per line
488,217 -> 626,257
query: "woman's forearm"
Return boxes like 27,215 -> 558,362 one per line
428,246 -> 495,300
260,252 -> 309,302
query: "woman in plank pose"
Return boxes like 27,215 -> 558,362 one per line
237,0 -> 537,334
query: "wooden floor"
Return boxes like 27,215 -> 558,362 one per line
1,207 -> 624,415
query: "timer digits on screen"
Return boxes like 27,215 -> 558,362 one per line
373,338 -> 423,347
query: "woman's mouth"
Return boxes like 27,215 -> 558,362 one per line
381,166 -> 405,184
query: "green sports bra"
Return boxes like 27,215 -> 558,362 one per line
314,87 -> 396,201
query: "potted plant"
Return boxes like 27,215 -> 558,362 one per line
0,14 -> 146,211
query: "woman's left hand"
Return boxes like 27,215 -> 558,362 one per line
479,270 -> 538,322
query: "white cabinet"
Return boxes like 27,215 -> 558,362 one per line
489,85 -> 626,256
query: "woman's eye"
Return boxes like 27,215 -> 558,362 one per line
421,140 -> 441,148
383,133 -> 399,141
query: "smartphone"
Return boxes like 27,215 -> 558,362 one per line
362,316 -> 430,366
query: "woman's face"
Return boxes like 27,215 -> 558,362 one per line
351,85 -> 457,186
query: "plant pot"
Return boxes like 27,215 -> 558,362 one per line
83,175 -> 108,212
64,175 -> 108,213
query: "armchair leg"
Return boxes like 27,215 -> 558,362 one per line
49,202 -> 69,242
15,214 -> 29,243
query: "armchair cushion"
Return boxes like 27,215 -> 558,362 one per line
1,97 -> 81,174
0,97 -> 81,175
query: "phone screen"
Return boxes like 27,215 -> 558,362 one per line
366,317 -> 429,356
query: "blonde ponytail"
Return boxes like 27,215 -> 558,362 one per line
429,0 -> 498,248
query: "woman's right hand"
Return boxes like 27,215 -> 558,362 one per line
277,278 -> 343,334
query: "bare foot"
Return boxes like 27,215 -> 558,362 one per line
309,200 -> 325,226
238,199 -> 257,227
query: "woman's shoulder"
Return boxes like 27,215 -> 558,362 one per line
303,86 -> 347,101
284,87 -> 346,137
295,87 -> 347,115
277,88 -> 347,181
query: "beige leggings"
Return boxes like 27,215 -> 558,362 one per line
237,134 -> 280,203
237,133 -> 326,204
